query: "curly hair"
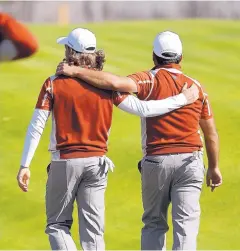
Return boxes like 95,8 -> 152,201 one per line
64,45 -> 105,71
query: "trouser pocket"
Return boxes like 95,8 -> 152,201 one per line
47,163 -> 51,174
138,156 -> 168,174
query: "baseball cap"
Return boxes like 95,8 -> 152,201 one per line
153,31 -> 182,59
57,28 -> 96,53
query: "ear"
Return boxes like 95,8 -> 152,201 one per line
65,45 -> 69,59
179,54 -> 183,62
152,52 -> 157,66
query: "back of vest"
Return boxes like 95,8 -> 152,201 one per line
143,68 -> 207,155
128,66 -> 212,156
51,76 -> 113,158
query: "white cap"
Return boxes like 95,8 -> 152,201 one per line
153,31 -> 182,59
57,28 -> 96,53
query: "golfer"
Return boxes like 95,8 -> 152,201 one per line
56,30 -> 222,250
17,28 -> 198,251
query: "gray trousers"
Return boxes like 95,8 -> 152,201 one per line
45,157 -> 107,251
141,151 -> 205,250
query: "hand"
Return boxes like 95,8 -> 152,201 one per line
181,83 -> 199,105
56,62 -> 79,77
100,156 -> 115,174
17,166 -> 31,192
206,167 -> 222,192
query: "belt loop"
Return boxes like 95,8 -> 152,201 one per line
194,151 -> 201,159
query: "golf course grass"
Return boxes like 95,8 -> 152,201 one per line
0,19 -> 240,249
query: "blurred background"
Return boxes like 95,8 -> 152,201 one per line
0,1 -> 240,250
2,1 -> 240,22
0,1 -> 240,24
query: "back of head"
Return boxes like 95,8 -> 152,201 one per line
57,27 -> 105,70
153,31 -> 182,66
64,46 -> 105,70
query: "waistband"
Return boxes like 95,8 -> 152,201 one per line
51,150 -> 105,160
146,150 -> 203,156
144,150 -> 203,162
146,146 -> 202,156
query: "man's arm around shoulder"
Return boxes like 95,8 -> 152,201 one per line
56,62 -> 137,93
115,84 -> 199,117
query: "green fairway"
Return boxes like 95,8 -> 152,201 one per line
0,19 -> 240,250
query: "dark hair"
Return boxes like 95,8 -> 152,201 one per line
64,45 -> 105,71
153,52 -> 182,65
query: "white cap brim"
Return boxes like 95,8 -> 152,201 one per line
57,37 -> 68,45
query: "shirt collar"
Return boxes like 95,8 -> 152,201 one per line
152,63 -> 181,71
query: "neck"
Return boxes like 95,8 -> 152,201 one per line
153,63 -> 181,70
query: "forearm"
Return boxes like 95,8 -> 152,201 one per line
117,93 -> 187,117
74,68 -> 122,90
204,132 -> 219,169
21,109 -> 49,167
